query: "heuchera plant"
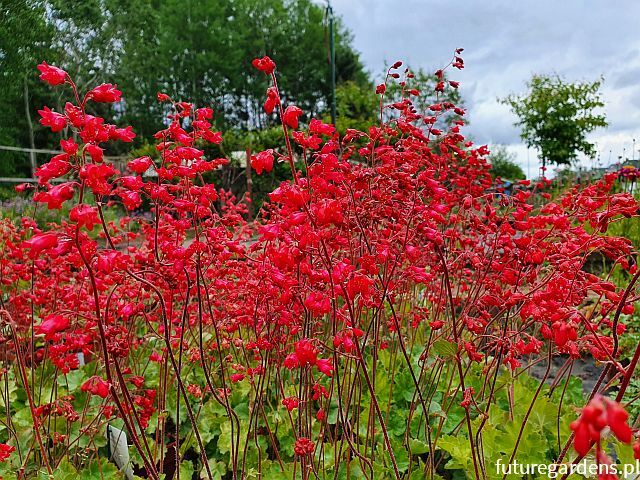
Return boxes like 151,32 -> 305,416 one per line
0,51 -> 639,480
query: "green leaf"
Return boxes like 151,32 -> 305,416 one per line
432,339 -> 457,358
51,458 -> 77,480
408,438 -> 430,455
180,459 -> 195,480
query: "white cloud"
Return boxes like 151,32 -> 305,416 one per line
333,0 -> 640,177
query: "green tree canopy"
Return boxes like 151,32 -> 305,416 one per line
488,145 -> 525,180
502,74 -> 607,168
0,0 -> 368,175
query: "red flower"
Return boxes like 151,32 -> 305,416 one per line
283,105 -> 303,129
570,396 -> 632,457
252,56 -> 276,75
282,396 -> 299,411
264,87 -> 279,115
69,204 -> 100,231
128,156 -> 153,174
376,84 -> 386,94
283,354 -> 299,369
120,191 -> 142,210
605,400 -> 632,443
87,83 -> 122,103
315,358 -> 333,377
22,232 -> 59,258
34,314 -> 70,339
112,126 -> 136,142
85,144 -> 104,163
38,106 -> 67,132
149,351 -> 164,363
303,291 -> 331,316
34,183 -> 75,210
0,443 -> 15,462
294,437 -> 315,457
309,118 -> 335,136
251,150 -> 274,174
81,376 -> 111,398
37,62 -> 67,86
60,138 -> 78,155
294,339 -> 318,366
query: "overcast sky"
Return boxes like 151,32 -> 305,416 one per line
332,0 -> 640,177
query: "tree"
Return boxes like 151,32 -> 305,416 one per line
0,0 -> 54,176
114,0 -> 368,136
0,0 -> 369,175
333,81 -> 377,133
488,145 -> 525,180
502,74 -> 607,169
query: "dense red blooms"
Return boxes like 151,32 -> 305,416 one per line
294,437 -> 314,456
1,51 -> 638,478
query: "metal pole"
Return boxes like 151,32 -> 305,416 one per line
328,3 -> 337,126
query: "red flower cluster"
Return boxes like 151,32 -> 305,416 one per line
0,53 -> 637,478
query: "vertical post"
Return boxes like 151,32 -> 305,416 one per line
23,78 -> 37,177
328,2 -> 337,126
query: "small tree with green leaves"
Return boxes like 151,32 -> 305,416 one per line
488,145 -> 526,180
502,74 -> 607,169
